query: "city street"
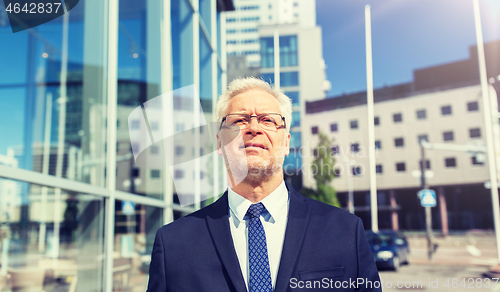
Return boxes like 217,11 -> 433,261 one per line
380,264 -> 495,291
377,233 -> 500,291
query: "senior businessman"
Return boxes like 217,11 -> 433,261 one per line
147,77 -> 382,292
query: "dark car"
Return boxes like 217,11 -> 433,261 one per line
365,230 -> 410,271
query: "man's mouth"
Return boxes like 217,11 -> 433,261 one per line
242,143 -> 267,150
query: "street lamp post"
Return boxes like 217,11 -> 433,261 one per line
420,142 -> 434,260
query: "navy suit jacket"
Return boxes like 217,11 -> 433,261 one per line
147,182 -> 381,291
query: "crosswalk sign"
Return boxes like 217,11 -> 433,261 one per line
122,201 -> 135,215
418,189 -> 436,207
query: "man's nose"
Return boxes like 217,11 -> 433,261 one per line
245,117 -> 263,134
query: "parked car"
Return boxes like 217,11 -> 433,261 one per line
365,230 -> 410,271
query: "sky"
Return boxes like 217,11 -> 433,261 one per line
316,0 -> 500,97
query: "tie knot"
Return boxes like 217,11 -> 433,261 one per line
246,203 -> 265,218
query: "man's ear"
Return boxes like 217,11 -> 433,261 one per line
217,132 -> 223,155
284,132 -> 290,156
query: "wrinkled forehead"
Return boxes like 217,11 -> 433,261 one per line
226,89 -> 281,115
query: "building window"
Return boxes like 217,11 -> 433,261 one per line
280,72 -> 299,87
311,126 -> 318,135
240,5 -> 259,10
151,145 -> 159,154
374,116 -> 380,126
286,91 -> 300,107
468,101 -> 479,112
260,72 -> 299,87
175,146 -> 184,156
396,162 -> 406,172
260,37 -> 274,68
443,131 -> 454,141
445,157 -> 457,168
290,132 -> 301,149
419,160 -> 431,170
352,166 -> 361,176
291,111 -> 300,128
441,105 -> 452,116
130,120 -> 140,129
375,140 -> 381,149
376,164 -> 383,174
472,156 -> 484,165
175,123 -> 184,132
279,35 -> 298,67
241,28 -> 258,33
418,134 -> 429,144
394,137 -> 404,147
150,121 -> 159,131
312,149 -> 318,157
150,169 -> 161,178
416,109 -> 426,120
241,16 -> 260,22
351,143 -> 360,153
132,168 -> 140,177
393,113 -> 402,123
330,123 -> 338,132
469,128 -> 481,138
350,120 -> 358,129
174,169 -> 184,179
331,145 -> 339,155
334,168 -> 341,177
241,39 -> 258,44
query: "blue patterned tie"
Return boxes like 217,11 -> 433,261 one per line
247,203 -> 273,292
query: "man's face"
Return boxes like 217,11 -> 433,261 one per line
217,89 -> 291,184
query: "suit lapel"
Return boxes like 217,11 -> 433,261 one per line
206,192 -> 248,292
274,183 -> 311,292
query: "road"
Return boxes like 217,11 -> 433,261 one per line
375,233 -> 500,291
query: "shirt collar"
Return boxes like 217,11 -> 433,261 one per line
228,181 -> 288,224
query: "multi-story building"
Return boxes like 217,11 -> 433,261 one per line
257,23 -> 330,190
225,0 -> 316,66
303,40 -> 500,232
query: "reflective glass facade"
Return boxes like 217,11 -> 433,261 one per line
260,35 -> 298,68
0,0 -> 230,291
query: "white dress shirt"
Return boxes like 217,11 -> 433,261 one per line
228,181 -> 289,291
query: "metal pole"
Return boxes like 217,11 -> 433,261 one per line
347,160 -> 354,214
420,142 -> 433,260
104,0 -> 119,290
365,5 -> 378,232
160,0 -> 174,224
39,93 -> 52,253
473,0 -> 500,263
274,29 -> 280,90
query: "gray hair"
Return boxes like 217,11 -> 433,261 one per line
215,77 -> 292,132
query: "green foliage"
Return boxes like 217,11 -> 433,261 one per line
300,131 -> 340,208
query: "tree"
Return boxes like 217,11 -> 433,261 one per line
300,131 -> 340,207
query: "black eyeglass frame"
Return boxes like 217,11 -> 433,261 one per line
219,113 -> 287,131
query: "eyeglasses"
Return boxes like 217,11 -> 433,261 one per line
220,113 -> 286,131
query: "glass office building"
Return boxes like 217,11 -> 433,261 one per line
0,0 -> 233,291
